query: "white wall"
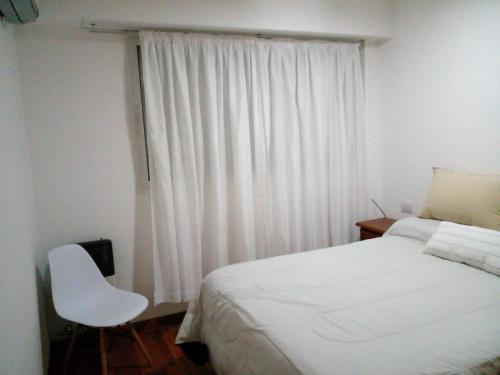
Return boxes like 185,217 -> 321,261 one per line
34,0 -> 392,38
364,42 -> 387,214
0,23 -> 45,375
15,27 -> 174,337
377,0 -> 500,218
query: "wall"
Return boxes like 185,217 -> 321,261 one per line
377,0 -> 500,218
15,0 -> 392,338
34,0 -> 392,38
0,23 -> 45,375
364,42 -> 387,214
15,27 -> 172,336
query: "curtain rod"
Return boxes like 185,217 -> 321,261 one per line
80,20 -> 386,44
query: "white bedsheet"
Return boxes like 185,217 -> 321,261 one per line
177,227 -> 500,375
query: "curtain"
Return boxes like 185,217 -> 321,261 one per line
140,31 -> 368,304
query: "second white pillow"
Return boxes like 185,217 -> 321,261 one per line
424,221 -> 500,276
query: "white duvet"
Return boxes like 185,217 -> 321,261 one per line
177,219 -> 500,375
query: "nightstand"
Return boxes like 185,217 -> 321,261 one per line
356,218 -> 396,240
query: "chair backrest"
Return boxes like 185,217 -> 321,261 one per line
48,244 -> 110,316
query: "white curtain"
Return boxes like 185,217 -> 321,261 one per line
140,31 -> 368,304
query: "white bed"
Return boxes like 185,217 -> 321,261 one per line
176,218 -> 500,375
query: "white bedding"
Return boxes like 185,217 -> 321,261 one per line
177,219 -> 500,375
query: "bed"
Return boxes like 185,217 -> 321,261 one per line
176,218 -> 500,375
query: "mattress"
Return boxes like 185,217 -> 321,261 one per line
177,219 -> 500,375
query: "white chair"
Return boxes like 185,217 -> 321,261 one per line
49,244 -> 152,374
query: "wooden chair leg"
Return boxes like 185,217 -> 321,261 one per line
129,323 -> 153,367
100,328 -> 108,375
62,324 -> 78,374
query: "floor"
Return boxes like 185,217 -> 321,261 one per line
48,313 -> 216,375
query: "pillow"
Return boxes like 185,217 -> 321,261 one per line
424,221 -> 500,276
419,168 -> 500,230
383,217 -> 440,243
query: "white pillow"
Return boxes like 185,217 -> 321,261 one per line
424,221 -> 500,276
383,217 -> 440,243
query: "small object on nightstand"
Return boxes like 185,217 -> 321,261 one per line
356,218 -> 396,240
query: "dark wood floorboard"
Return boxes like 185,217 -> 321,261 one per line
48,314 -> 216,375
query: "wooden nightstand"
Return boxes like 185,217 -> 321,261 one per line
356,218 -> 396,240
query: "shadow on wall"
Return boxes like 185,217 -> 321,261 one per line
36,265 -> 50,373
123,36 -> 187,320
42,262 -> 68,343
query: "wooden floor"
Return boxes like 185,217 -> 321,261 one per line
49,314 -> 216,375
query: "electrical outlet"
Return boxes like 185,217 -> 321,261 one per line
401,200 -> 414,214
